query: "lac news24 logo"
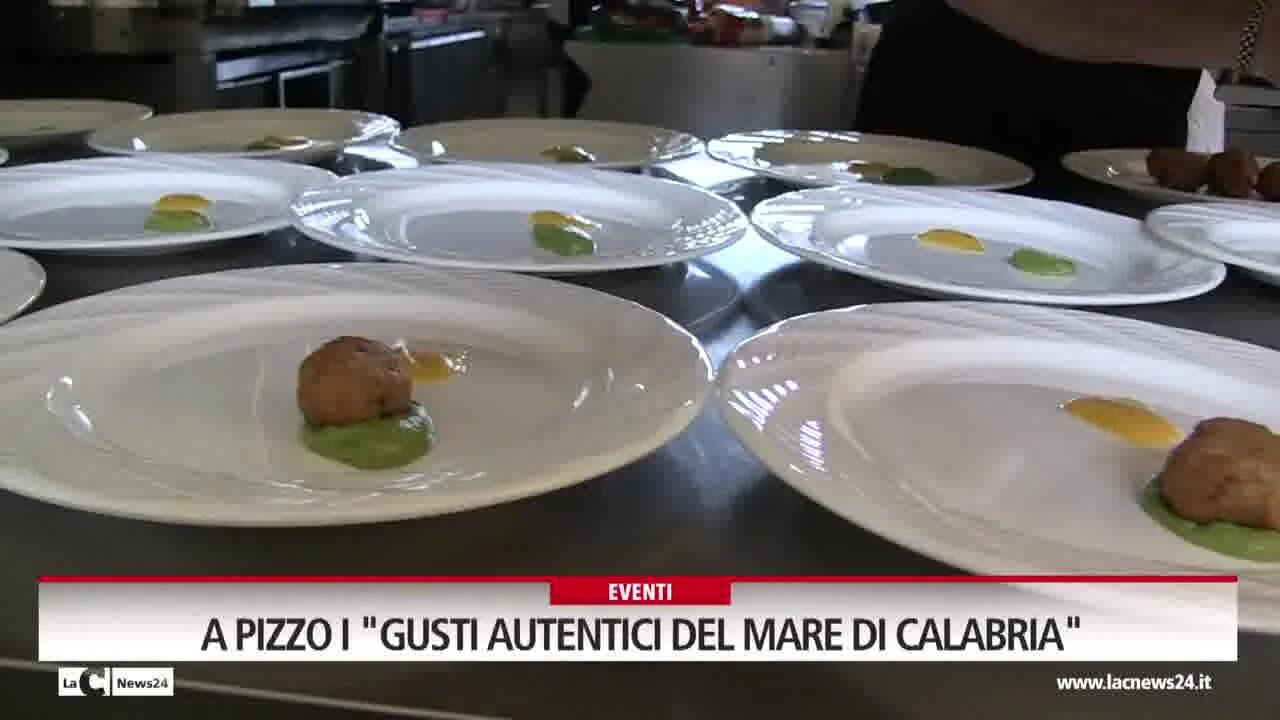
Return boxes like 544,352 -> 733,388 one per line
58,667 -> 174,697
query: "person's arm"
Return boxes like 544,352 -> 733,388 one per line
946,0 -> 1276,77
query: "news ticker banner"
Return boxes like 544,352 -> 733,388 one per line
39,575 -> 1237,663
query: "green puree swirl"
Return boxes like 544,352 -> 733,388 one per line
144,210 -> 209,233
1008,248 -> 1077,277
1140,480 -> 1280,562
302,401 -> 434,470
533,223 -> 595,256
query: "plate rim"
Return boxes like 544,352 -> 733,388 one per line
1146,201 -> 1280,276
289,164 -> 751,273
389,117 -> 705,169
706,129 -> 1035,190
750,185 -> 1227,306
0,249 -> 45,323
0,98 -> 154,142
0,262 -> 715,527
0,155 -> 338,251
715,300 -> 1280,632
1062,147 -> 1280,208
85,107 -> 400,159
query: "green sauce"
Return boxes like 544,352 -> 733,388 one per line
301,401 -> 434,471
533,223 -> 596,256
1140,480 -> 1280,562
1008,248 -> 1077,277
144,210 -> 210,233
882,166 -> 938,185
245,135 -> 309,151
541,145 -> 595,163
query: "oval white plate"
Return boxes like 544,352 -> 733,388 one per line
718,301 -> 1280,631
0,249 -> 45,322
0,155 -> 336,253
707,130 -> 1033,190
0,263 -> 713,527
1063,148 -> 1280,207
0,99 -> 152,150
751,185 -> 1225,305
88,108 -> 399,162
290,164 -> 749,273
391,118 -> 703,169
1146,202 -> 1280,286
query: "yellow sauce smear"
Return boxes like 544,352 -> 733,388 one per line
153,193 -> 211,212
917,228 -> 985,254
1061,397 -> 1183,449
528,210 -> 600,230
396,344 -> 468,384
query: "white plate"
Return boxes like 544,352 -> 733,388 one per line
0,99 -> 152,150
707,130 -> 1033,190
0,155 -> 337,253
391,118 -> 703,169
1063,148 -> 1280,206
717,301 -> 1280,631
88,108 -> 399,162
0,250 -> 45,322
751,185 -> 1225,305
0,263 -> 713,527
1146,202 -> 1280,286
290,164 -> 750,273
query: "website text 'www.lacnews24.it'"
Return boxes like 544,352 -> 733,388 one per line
1056,673 -> 1213,692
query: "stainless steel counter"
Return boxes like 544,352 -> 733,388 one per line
1,147 -> 1275,719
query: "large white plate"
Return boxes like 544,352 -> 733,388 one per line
1146,202 -> 1280,285
0,155 -> 336,253
0,250 -> 45,323
718,301 -> 1280,631
87,108 -> 399,162
0,263 -> 713,526
707,130 -> 1033,189
391,118 -> 703,169
290,164 -> 750,273
0,99 -> 152,150
1063,148 -> 1280,207
751,185 -> 1225,305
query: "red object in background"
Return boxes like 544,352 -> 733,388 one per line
706,4 -> 780,46
413,8 -> 450,23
